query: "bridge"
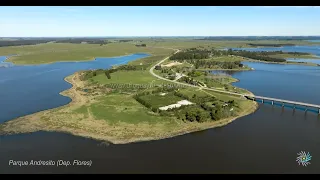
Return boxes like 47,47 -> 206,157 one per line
245,95 -> 320,114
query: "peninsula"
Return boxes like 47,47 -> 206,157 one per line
0,41 -> 259,144
1,38 -> 319,144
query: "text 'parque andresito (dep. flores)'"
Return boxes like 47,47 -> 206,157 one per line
8,159 -> 92,167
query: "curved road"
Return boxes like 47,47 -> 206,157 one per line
149,49 -> 252,97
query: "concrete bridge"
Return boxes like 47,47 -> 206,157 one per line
245,95 -> 320,114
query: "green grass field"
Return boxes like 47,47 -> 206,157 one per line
139,92 -> 184,108
88,94 -> 173,124
1,43 -> 174,65
92,70 -> 159,85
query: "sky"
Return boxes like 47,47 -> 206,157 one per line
0,6 -> 319,37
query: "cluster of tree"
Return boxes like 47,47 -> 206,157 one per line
116,64 -> 146,71
55,38 -> 109,45
174,91 -> 190,100
196,36 -> 320,41
247,43 -> 295,47
118,40 -> 133,42
184,109 -> 210,122
178,76 -> 198,86
187,70 -> 206,77
133,95 -> 155,112
247,50 -> 310,56
0,39 -> 53,47
135,44 -> 147,47
133,87 -> 179,113
169,50 -> 210,60
229,50 -> 286,62
194,60 -> 244,69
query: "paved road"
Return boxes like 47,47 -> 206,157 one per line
149,49 -> 251,98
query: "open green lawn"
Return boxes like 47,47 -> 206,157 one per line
74,94 -> 174,125
128,55 -> 167,67
178,88 -> 211,99
139,92 -> 184,108
92,70 -> 158,85
1,43 -> 174,65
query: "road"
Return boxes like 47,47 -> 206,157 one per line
149,49 -> 252,98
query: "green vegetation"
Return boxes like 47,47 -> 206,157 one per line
269,53 -> 320,59
87,94 -> 171,125
1,43 -> 173,65
0,39 -> 261,144
247,43 -> 295,47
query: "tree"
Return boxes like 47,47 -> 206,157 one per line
105,71 -> 111,79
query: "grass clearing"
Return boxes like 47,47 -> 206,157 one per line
92,70 -> 158,85
139,92 -> 184,108
88,94 -> 171,124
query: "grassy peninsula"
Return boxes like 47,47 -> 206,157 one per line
0,48 -> 258,144
2,38 -> 319,144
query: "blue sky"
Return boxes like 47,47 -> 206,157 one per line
0,6 -> 319,37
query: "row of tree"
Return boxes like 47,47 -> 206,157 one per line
0,39 -> 53,47
247,43 -> 295,47
229,50 -> 286,62
169,48 -> 288,63
135,44 -> 147,47
55,38 -> 109,45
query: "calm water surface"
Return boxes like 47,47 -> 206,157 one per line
1,47 -> 320,173
0,54 -> 149,124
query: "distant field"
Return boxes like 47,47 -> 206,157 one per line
1,43 -> 173,65
145,39 -> 320,49
1,39 -> 319,65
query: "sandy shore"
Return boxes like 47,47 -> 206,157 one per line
0,73 -> 258,144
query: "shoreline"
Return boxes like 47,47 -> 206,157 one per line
244,59 -> 319,67
198,68 -> 253,71
0,72 -> 259,145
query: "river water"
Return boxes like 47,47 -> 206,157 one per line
1,46 -> 320,174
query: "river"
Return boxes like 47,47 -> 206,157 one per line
1,46 -> 320,174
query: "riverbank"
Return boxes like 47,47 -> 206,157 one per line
198,68 -> 253,71
0,72 -> 258,144
245,59 -> 319,66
